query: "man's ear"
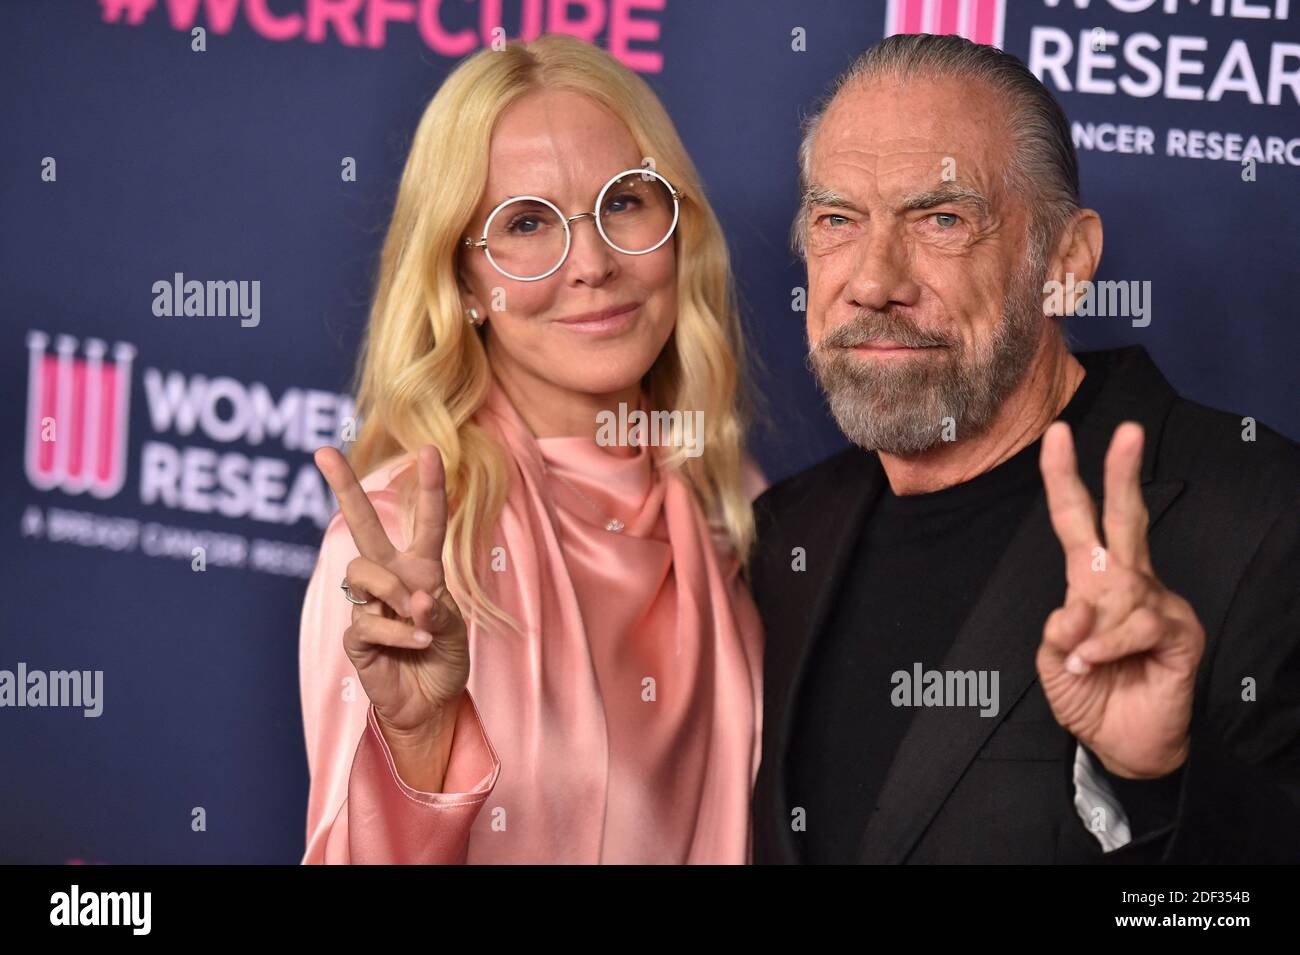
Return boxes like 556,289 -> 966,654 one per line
1044,209 -> 1103,316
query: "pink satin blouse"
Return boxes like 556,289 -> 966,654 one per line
299,382 -> 766,863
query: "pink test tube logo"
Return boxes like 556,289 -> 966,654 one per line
25,330 -> 136,500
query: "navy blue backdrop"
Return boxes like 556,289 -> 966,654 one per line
1,0 -> 1296,862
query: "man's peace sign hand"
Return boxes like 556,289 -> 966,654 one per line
1037,421 -> 1205,779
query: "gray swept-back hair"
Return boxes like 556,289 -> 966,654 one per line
793,33 -> 1080,264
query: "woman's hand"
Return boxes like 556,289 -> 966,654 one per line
314,445 -> 471,757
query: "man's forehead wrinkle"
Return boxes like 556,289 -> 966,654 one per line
817,116 -> 1005,192
813,149 -> 999,212
813,144 -> 878,182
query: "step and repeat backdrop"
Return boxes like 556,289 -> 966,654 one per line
1,0 -> 1296,862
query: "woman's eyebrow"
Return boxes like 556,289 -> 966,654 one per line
488,167 -> 644,208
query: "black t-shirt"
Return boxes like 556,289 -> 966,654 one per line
785,365 -> 1141,863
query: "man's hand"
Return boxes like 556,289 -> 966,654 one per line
1037,421 -> 1205,779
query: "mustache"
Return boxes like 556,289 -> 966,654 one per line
814,311 -> 955,351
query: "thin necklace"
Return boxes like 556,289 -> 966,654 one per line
544,465 -> 625,533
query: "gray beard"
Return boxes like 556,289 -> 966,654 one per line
808,259 -> 1045,455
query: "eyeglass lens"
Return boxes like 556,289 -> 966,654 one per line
483,172 -> 676,280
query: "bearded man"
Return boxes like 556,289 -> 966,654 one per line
749,33 -> 1300,864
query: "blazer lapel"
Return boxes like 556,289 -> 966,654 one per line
769,449 -> 885,863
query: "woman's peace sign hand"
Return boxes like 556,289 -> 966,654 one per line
314,445 -> 471,753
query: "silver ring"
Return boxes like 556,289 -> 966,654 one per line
340,577 -> 369,605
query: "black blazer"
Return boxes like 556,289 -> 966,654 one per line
749,347 -> 1300,864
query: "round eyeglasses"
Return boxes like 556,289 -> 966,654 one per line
462,168 -> 684,282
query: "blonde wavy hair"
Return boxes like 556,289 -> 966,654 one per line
347,33 -> 754,632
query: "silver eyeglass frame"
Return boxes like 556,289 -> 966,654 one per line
461,167 -> 684,282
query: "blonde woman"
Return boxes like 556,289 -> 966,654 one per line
299,34 -> 765,864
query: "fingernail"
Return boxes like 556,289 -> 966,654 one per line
1065,654 -> 1091,676
413,630 -> 433,646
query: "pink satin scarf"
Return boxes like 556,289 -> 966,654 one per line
455,382 -> 764,862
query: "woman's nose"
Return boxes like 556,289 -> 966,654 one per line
564,214 -> 617,287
